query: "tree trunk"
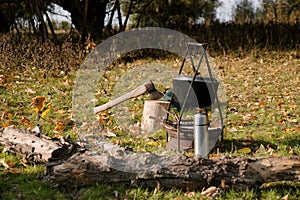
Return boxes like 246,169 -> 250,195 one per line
1,127 -> 299,191
122,0 -> 134,31
24,0 -> 38,38
45,10 -> 58,43
53,0 -> 108,40
116,0 -> 123,31
0,127 -> 78,163
136,0 -> 155,28
45,148 -> 300,191
106,1 -> 117,31
81,0 -> 89,39
35,0 -> 48,42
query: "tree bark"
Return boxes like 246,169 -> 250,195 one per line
24,0 -> 38,37
116,0 -> 123,31
35,0 -> 48,42
122,0 -> 134,31
106,1 -> 117,31
1,127 -> 299,191
53,0 -> 109,40
44,145 -> 300,191
44,10 -> 58,43
136,0 -> 155,28
0,127 -> 78,163
141,100 -> 169,132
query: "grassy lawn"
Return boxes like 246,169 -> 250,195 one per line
0,49 -> 299,199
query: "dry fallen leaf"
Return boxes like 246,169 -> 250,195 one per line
237,147 -> 252,154
8,168 -> 23,174
288,148 -> 294,155
54,123 -> 66,131
220,180 -> 229,189
55,110 -> 66,114
1,121 -> 10,128
201,186 -> 218,197
6,161 -> 16,168
21,117 -> 30,124
0,158 -> 10,169
256,144 -> 266,154
281,194 -> 288,200
147,140 -> 159,147
25,87 -> 36,94
184,191 -> 196,198
41,103 -> 52,118
104,130 -> 117,138
184,152 -> 194,157
288,105 -> 297,109
30,96 -> 46,112
266,146 -> 275,155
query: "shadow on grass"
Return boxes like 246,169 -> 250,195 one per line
213,138 -> 277,154
0,170 -> 73,200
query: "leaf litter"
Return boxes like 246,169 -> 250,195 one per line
0,50 -> 299,198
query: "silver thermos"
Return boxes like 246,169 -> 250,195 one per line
194,113 -> 209,158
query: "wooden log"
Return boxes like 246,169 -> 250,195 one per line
141,100 -> 170,133
0,127 -> 78,163
44,145 -> 300,191
1,127 -> 299,191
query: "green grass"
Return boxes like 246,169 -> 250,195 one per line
1,50 -> 300,199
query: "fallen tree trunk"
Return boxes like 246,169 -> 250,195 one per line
45,149 -> 300,191
1,127 -> 299,191
0,127 -> 78,163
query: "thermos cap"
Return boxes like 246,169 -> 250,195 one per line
194,113 -> 207,126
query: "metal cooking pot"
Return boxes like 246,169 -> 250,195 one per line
173,75 -> 219,108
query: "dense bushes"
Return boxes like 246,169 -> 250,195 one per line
1,22 -> 299,74
189,22 -> 300,53
0,34 -> 84,75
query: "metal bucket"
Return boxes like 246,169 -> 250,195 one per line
165,119 -> 223,152
165,120 -> 194,151
173,75 -> 219,108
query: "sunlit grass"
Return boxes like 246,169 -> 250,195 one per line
0,50 -> 299,199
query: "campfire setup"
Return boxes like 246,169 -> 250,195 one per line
94,42 -> 225,158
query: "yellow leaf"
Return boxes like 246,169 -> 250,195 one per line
41,104 -> 52,118
184,152 -> 194,157
30,96 -> 46,112
209,153 -> 222,159
284,127 -> 300,133
147,141 -> 158,147
237,147 -> 251,154
7,113 -> 13,118
54,121 -> 66,131
1,121 -> 9,127
288,105 -> 297,109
